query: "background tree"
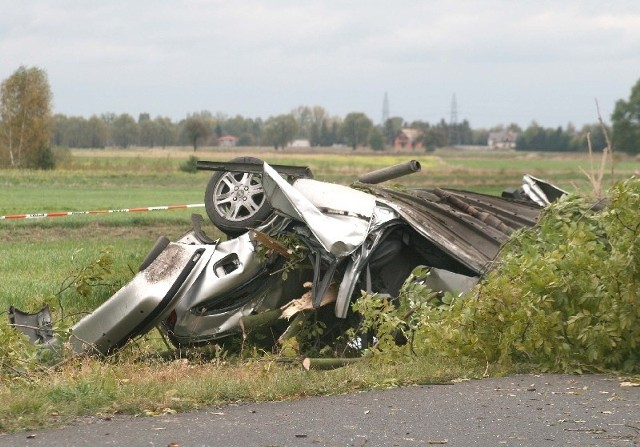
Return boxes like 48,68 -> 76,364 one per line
110,114 -> 138,148
154,116 -> 176,148
87,115 -> 109,148
52,114 -> 68,146
291,105 -> 314,140
100,113 -> 116,146
63,116 -> 86,147
289,105 -> 331,146
252,118 -> 264,146
181,116 -> 211,151
611,78 -> 640,154
368,126 -> 385,151
455,119 -> 473,145
138,113 -> 155,147
308,106 -> 330,146
221,114 -> 261,145
420,126 -> 447,152
383,117 -> 404,146
471,128 -> 490,145
50,114 -> 109,148
264,114 -> 298,149
0,66 -> 53,168
569,123 -> 608,152
340,112 -> 373,150
516,122 -> 571,151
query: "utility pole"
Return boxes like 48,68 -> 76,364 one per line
448,93 -> 459,146
382,92 -> 389,125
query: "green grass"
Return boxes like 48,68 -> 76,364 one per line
0,172 -> 209,215
3,232 -> 148,311
0,146 -> 634,433
0,216 -> 224,311
0,146 -> 631,317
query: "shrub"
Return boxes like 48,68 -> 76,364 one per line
36,146 -> 55,170
356,177 -> 640,373
179,155 -> 199,173
0,319 -> 39,381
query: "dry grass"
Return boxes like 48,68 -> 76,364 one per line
0,352 -> 496,433
579,101 -> 614,198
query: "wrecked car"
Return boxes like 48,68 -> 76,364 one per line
10,158 -> 564,355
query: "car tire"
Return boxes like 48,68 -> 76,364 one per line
204,156 -> 273,236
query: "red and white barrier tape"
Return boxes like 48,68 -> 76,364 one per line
1,203 -> 205,220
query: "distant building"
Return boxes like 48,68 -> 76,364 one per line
218,135 -> 239,147
289,139 -> 311,148
394,128 -> 423,150
487,131 -> 518,149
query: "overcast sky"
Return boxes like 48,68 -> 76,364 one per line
1,1 -> 639,129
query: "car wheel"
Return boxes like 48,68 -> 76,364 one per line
204,156 -> 273,236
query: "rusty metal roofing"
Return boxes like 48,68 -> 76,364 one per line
358,184 -> 542,275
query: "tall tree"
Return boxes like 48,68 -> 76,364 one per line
309,106 -> 329,143
569,123 -> 608,152
138,114 -> 156,147
181,116 -> 211,151
154,116 -> 176,148
87,115 -> 109,148
264,114 -> 298,149
64,116 -> 86,147
421,126 -> 447,152
291,105 -> 314,139
340,112 -> 373,150
368,126 -> 385,151
51,113 -> 68,146
111,114 -> 138,148
611,78 -> 640,154
0,66 -> 53,168
383,116 -> 404,146
316,115 -> 340,147
220,115 -> 260,146
516,122 -> 572,151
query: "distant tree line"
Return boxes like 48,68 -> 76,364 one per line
48,108 -> 616,155
2,65 -> 640,170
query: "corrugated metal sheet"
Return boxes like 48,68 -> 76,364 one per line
358,184 -> 542,275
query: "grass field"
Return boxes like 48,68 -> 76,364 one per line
1,146 -> 637,311
0,146 -> 637,432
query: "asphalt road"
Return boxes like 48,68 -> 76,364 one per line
3,374 -> 639,447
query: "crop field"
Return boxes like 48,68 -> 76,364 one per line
1,146 -> 637,312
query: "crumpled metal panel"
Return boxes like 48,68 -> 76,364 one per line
71,242 -> 209,354
262,163 -> 376,258
292,178 -> 376,219
359,184 -> 542,275
522,174 -> 568,206
8,305 -> 54,345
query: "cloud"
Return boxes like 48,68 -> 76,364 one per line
1,0 -> 639,127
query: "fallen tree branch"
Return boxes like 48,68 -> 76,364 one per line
302,357 -> 363,371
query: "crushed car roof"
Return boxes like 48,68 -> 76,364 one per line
358,184 -> 543,275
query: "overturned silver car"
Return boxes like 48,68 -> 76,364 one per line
10,158 -> 563,355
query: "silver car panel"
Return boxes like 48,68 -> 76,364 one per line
71,242 -> 212,354
262,162 -> 375,258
